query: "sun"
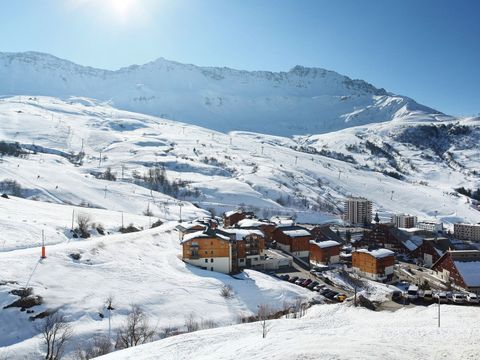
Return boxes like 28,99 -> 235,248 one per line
107,0 -> 138,21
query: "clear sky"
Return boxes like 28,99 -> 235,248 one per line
0,0 -> 479,116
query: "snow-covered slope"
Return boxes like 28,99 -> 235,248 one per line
98,303 -> 480,360
0,96 -> 479,229
0,221 -> 313,358
0,52 -> 446,136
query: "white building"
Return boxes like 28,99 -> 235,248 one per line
454,223 -> 480,242
392,214 -> 418,228
344,197 -> 372,225
417,221 -> 443,233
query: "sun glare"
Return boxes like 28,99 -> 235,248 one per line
108,0 -> 136,20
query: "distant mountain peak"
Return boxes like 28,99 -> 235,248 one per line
0,51 -> 445,136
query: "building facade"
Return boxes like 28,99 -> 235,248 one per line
391,214 -> 418,229
344,197 -> 372,225
417,221 -> 443,233
272,225 -> 312,261
309,240 -> 341,265
432,250 -> 480,294
352,248 -> 395,282
454,223 -> 480,241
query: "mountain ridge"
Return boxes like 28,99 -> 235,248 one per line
0,51 -> 444,136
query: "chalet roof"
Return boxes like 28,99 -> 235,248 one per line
222,228 -> 264,240
311,225 -> 343,243
181,227 -> 232,243
224,210 -> 254,218
355,248 -> 395,259
276,225 -> 311,238
309,240 -> 341,249
236,218 -> 271,228
454,261 -> 480,287
176,222 -> 207,232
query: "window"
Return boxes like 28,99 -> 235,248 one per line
240,259 -> 245,263
205,250 -> 208,254
211,250 -> 214,254
205,259 -> 208,263
210,267 -> 214,271
210,258 -> 214,263
211,241 -> 213,245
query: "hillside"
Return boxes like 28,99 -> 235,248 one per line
0,96 -> 479,228
0,51 -> 447,136
97,303 -> 480,360
0,219 -> 314,358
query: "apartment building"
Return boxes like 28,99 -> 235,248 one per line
391,214 -> 417,229
344,197 -> 372,225
454,223 -> 480,241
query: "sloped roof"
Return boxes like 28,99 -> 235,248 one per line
223,228 -> 264,240
454,261 -> 480,287
355,248 -> 395,259
309,240 -> 341,249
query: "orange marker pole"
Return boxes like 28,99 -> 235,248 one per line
41,230 -> 46,259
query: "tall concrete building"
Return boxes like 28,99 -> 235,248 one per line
454,223 -> 480,241
392,214 -> 418,228
344,197 -> 372,225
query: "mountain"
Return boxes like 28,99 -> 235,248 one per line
0,51 -> 447,136
0,96 -> 479,234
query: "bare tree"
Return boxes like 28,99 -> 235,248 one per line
115,304 -> 155,349
219,284 -> 234,299
76,213 -> 91,238
38,312 -> 73,360
184,313 -> 199,333
257,304 -> 272,339
74,335 -> 112,360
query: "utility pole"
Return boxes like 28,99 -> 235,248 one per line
41,230 -> 46,259
80,138 -> 84,153
261,146 -> 264,155
438,296 -> 441,328
178,202 -> 184,223
121,164 -> 125,180
99,149 -> 102,167
71,209 -> 75,231
104,185 -> 107,199
121,211 -> 124,228
229,137 -> 232,145
391,190 -> 394,200
338,169 -> 343,179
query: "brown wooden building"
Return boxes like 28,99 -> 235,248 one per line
352,248 -> 395,282
272,225 -> 312,261
223,210 -> 254,228
432,250 -> 480,294
309,240 -> 341,265
355,223 -> 418,254
410,237 -> 451,267
181,227 -> 265,274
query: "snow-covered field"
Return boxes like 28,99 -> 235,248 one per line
0,96 -> 479,230
97,303 -> 480,360
0,220 -> 313,358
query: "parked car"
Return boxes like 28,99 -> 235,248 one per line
289,276 -> 298,283
334,293 -> 347,302
307,281 -> 319,290
391,290 -> 403,303
279,274 -> 290,281
467,293 -> 479,304
313,284 -> 326,292
422,290 -> 433,301
407,285 -> 419,300
301,279 -> 312,287
452,293 -> 466,304
434,292 -> 448,303
295,278 -> 305,285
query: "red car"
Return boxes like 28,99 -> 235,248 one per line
301,279 -> 312,287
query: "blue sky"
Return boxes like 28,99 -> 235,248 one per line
0,0 -> 479,116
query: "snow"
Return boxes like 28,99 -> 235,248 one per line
282,229 -> 311,238
97,304 -> 480,360
236,218 -> 269,228
309,240 -> 341,249
356,248 -> 395,259
222,228 -> 264,240
181,230 -> 210,243
454,261 -> 480,287
0,219 -> 313,358
0,51 -> 445,137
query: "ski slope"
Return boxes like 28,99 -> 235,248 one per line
98,303 -> 480,360
0,221 -> 314,358
0,96 -> 479,229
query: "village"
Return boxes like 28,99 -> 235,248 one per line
177,196 -> 480,307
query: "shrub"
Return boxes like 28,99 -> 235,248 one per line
220,284 -> 234,299
115,304 -> 155,349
